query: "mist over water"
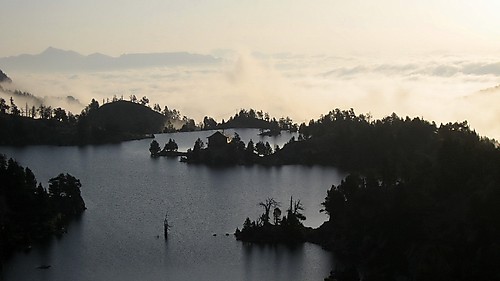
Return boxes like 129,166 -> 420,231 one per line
3,53 -> 500,139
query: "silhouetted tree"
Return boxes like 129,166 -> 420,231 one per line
265,142 -> 273,155
230,133 -> 245,152
273,207 -> 282,225
149,140 -> 161,156
52,107 -> 68,122
257,110 -> 264,119
255,141 -> 266,156
48,173 -> 86,216
274,144 -> 280,153
171,109 -> 180,120
0,98 -> 9,113
38,104 -> 52,119
88,98 -> 99,112
258,198 -> 280,225
140,96 -> 149,106
203,116 -> 217,129
180,118 -> 196,131
30,105 -> 36,118
80,99 -> 99,117
162,106 -> 170,117
164,138 -> 178,152
285,197 -> 306,227
242,217 -> 253,231
67,112 -> 77,124
291,199 -> 306,221
256,141 -> 273,156
9,97 -> 20,116
194,138 -> 205,151
246,139 -> 255,154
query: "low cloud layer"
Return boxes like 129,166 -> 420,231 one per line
4,53 -> 500,139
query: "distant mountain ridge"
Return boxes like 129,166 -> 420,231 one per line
0,47 -> 222,72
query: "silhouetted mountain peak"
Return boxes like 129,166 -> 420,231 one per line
40,47 -> 83,58
88,52 -> 109,58
41,46 -> 59,54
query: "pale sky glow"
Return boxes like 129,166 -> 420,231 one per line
1,0 -> 500,57
2,1 -> 500,139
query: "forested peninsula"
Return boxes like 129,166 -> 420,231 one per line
0,155 -> 86,260
224,109 -> 500,281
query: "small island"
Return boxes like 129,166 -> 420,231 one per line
183,131 -> 279,165
149,138 -> 187,157
235,197 -> 308,244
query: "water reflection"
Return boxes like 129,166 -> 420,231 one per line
241,243 -> 326,281
2,130 -> 341,281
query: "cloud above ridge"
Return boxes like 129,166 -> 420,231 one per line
5,53 -> 500,139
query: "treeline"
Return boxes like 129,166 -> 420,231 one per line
0,97 -> 103,145
3,69 -> 295,135
0,95 -> 74,121
209,108 -> 298,132
102,94 -> 197,132
0,94 -> 189,128
273,109 -> 497,173
2,90 -> 298,145
0,96 -> 190,145
285,109 -> 500,280
0,155 -> 86,260
0,82 -> 81,119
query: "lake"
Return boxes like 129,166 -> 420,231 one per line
1,129 -> 344,281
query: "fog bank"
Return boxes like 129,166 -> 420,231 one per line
5,53 -> 500,139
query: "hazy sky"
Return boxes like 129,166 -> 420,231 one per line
2,1 -> 500,139
1,0 -> 500,57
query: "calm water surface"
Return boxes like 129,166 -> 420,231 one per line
1,129 -> 344,281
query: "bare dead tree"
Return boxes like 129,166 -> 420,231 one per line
258,198 -> 280,225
